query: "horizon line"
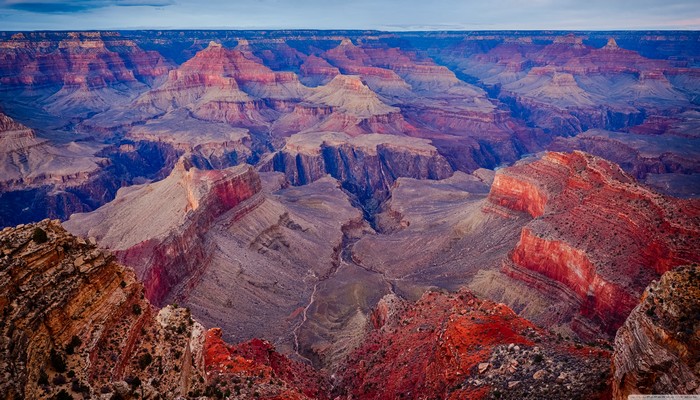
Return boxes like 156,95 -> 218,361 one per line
2,28 -> 700,33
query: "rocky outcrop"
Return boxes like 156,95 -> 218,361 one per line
204,329 -> 330,399
0,220 -> 206,399
0,111 -> 107,192
0,220 -> 327,400
299,55 -> 340,86
64,161 -> 262,305
488,151 -> 700,338
260,131 -> 453,201
612,264 -> 700,398
338,289 -> 611,400
0,32 -> 170,117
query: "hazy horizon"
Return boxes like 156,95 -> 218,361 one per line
1,0 -> 699,31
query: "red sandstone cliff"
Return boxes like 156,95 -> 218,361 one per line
64,161 -> 263,305
0,220 -> 324,399
488,151 -> 700,337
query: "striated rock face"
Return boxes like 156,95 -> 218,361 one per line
64,161 -> 262,305
299,55 -> 340,86
0,220 -> 205,399
338,289 -> 611,400
260,131 -> 453,202
0,32 -> 169,88
0,32 -> 170,117
548,115 -> 700,198
612,264 -> 700,398
0,220 -> 326,400
488,151 -> 700,337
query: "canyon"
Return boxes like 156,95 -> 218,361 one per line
0,30 -> 698,399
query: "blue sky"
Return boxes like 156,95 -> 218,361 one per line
1,0 -> 699,31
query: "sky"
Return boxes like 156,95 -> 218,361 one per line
1,0 -> 699,31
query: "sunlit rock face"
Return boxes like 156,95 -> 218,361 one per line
488,151 -> 700,338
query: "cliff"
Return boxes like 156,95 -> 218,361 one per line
64,161 -> 262,305
488,151 -> 700,337
260,131 -> 453,202
612,264 -> 700,398
0,220 -> 327,400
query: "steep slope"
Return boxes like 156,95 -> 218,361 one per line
0,111 -> 107,191
64,164 -> 366,357
260,131 -> 453,206
0,220 -> 327,400
487,151 -> 700,338
273,74 -> 412,136
612,264 -> 700,398
549,126 -> 700,198
338,289 -> 611,400
64,161 -> 262,305
438,34 -> 693,136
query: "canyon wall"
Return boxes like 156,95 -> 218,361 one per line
65,162 -> 262,305
488,151 -> 700,337
612,264 -> 700,399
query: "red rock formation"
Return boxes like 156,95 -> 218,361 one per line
65,162 -> 263,305
612,264 -> 700,398
488,151 -> 700,337
204,329 -> 330,399
299,55 -> 340,86
0,31 -> 169,88
339,289 -> 611,400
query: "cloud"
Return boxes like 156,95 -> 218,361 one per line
0,0 -> 174,13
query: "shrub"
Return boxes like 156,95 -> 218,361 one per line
533,354 -> 544,363
37,369 -> 49,385
52,374 -> 67,385
132,304 -> 142,315
53,390 -> 73,400
32,227 -> 48,244
65,336 -> 82,355
50,348 -> 67,372
138,352 -> 153,370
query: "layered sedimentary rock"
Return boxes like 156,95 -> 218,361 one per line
0,32 -> 170,116
65,164 -> 366,357
127,109 -> 253,170
612,264 -> 700,398
488,151 -> 700,337
436,34 -> 694,136
65,161 -> 262,304
0,111 -> 140,227
338,289 -> 611,400
549,126 -> 700,197
0,111 -> 107,191
0,220 -> 327,400
260,131 -> 453,202
272,74 -> 413,136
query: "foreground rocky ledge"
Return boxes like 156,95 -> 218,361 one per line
0,220 -> 326,399
612,264 -> 700,399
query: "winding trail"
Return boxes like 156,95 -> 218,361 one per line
291,224 -> 398,365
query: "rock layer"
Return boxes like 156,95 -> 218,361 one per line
65,161 -> 262,305
612,264 -> 700,398
488,151 -> 700,337
338,289 -> 611,400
